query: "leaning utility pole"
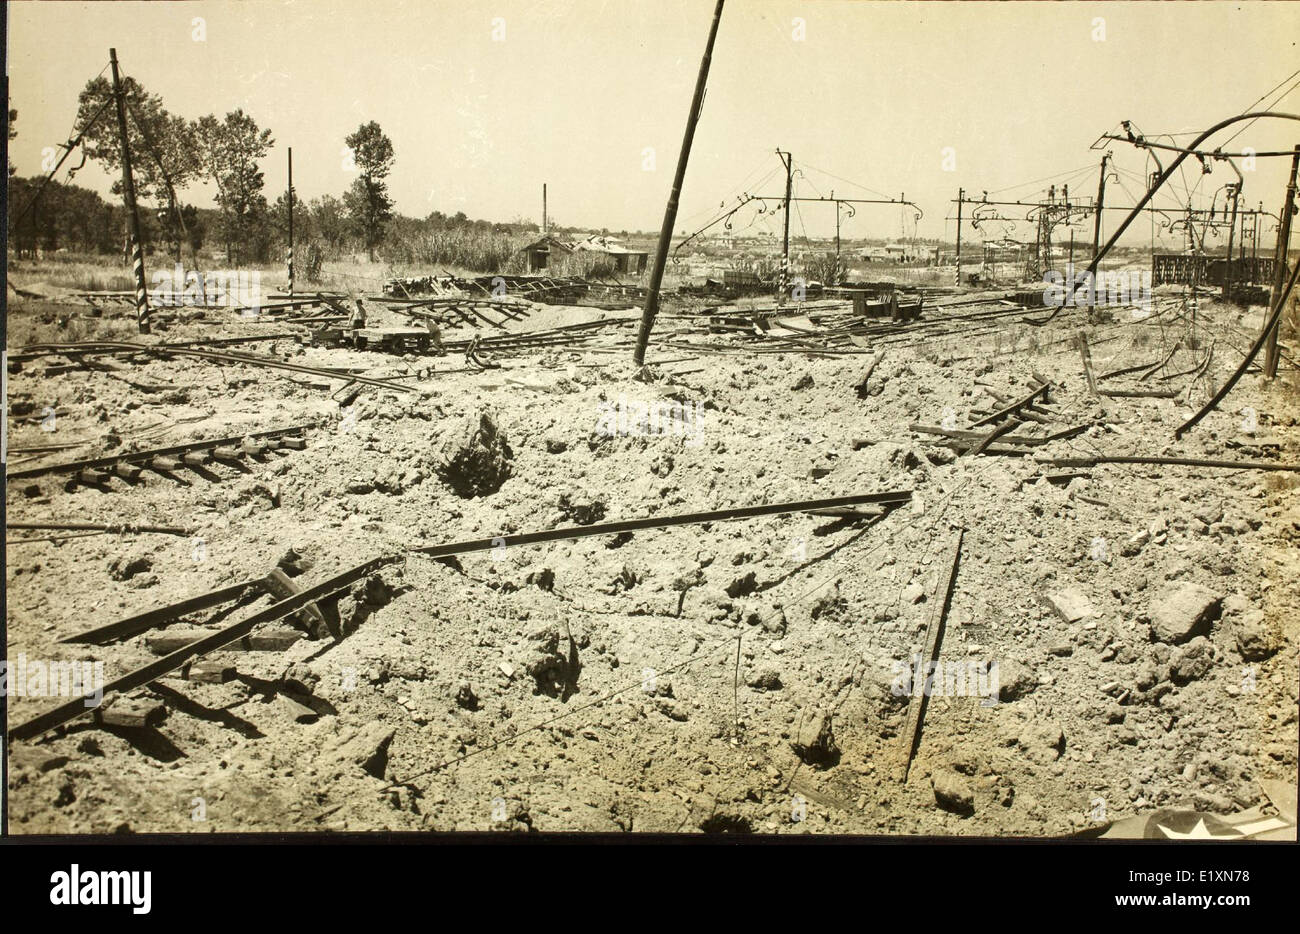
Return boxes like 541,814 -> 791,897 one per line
1092,152 -> 1109,259
777,148 -> 793,301
632,0 -> 724,368
109,48 -> 150,334
954,187 -> 963,285
287,147 -> 294,297
1264,144 -> 1299,378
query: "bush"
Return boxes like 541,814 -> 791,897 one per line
303,242 -> 324,283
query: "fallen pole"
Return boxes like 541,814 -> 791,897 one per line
897,528 -> 964,783
411,489 -> 913,558
969,382 -> 1049,428
22,491 -> 913,742
1039,454 -> 1300,472
15,341 -> 418,393
61,579 -> 265,645
967,418 -> 1022,457
6,520 -> 193,536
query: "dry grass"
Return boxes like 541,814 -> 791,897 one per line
381,229 -> 528,273
5,302 -> 145,348
7,255 -> 137,293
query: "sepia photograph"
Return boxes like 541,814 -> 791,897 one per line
2,0 -> 1298,873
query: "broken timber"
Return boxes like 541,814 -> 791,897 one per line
1038,454 -> 1300,473
967,418 -> 1023,457
969,381 -> 1050,428
16,491 -> 912,743
10,556 -> 398,742
896,527 -> 964,784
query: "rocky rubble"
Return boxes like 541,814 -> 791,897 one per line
4,294 -> 1296,837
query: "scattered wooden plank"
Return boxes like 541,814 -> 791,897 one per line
896,528 -> 964,783
96,697 -> 166,729
1076,332 -> 1098,397
146,626 -> 304,655
181,660 -> 236,684
1099,388 -> 1177,399
967,418 -> 1023,457
969,382 -> 1050,428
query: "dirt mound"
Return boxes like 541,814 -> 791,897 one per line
434,408 -> 513,498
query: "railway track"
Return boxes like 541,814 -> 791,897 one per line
5,422 -> 317,489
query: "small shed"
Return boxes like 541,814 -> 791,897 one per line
572,235 -> 649,275
521,234 -> 573,272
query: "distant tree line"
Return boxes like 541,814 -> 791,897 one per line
8,76 -> 564,273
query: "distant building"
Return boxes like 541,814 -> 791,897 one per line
860,243 -> 916,264
520,234 -> 573,272
572,235 -> 649,275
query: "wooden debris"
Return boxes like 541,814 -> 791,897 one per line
96,697 -> 166,729
146,626 -> 303,655
897,528 -> 964,783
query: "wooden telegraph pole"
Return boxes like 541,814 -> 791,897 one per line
1223,182 -> 1240,300
954,188 -> 963,285
1092,153 -> 1109,260
109,48 -> 150,334
632,0 -> 725,368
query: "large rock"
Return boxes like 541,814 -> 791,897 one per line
1170,636 -> 1215,684
108,553 -> 153,582
434,409 -> 513,498
932,769 -> 975,815
1149,582 -> 1221,644
995,658 -> 1037,702
791,708 -> 840,768
1041,587 -> 1094,623
523,622 -> 577,698
1234,609 -> 1280,661
323,722 -> 396,779
1223,595 -> 1280,661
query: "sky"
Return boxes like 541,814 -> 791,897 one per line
7,0 -> 1300,248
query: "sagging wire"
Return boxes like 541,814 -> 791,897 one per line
10,89 -> 115,231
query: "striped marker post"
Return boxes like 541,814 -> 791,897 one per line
286,147 -> 294,297
109,48 -> 150,334
129,234 -> 149,330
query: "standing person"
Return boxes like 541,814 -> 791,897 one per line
424,316 -> 444,353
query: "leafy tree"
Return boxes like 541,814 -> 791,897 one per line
73,77 -> 200,259
343,121 -> 395,260
310,195 -> 350,254
195,109 -> 273,264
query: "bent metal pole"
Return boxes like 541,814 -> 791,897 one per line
632,0 -> 725,367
